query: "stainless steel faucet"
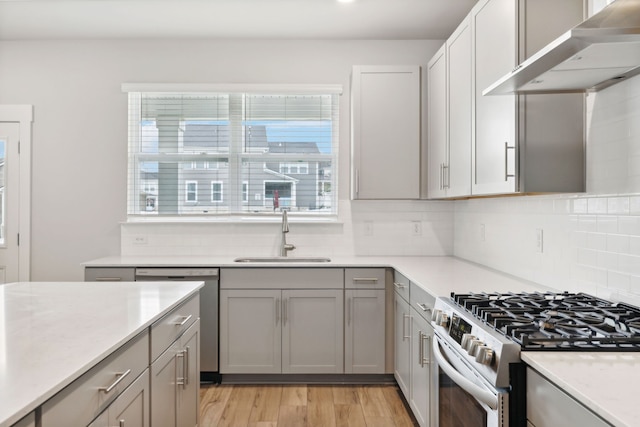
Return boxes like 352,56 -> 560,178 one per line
280,210 -> 296,257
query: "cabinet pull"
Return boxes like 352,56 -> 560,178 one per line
95,277 -> 122,281
393,282 -> 407,290
174,314 -> 192,327
422,334 -> 431,367
347,297 -> 352,326
184,346 -> 190,386
440,164 -> 444,190
283,298 -> 288,326
403,314 -> 410,340
504,142 -> 515,181
443,164 -> 450,189
355,168 -> 360,196
352,277 -> 378,283
418,331 -> 424,367
99,369 -> 131,394
176,349 -> 187,387
416,302 -> 431,313
276,298 -> 280,325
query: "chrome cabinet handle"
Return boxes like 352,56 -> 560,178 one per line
418,331 -> 424,367
416,302 -> 431,313
422,334 -> 431,367
174,314 -> 192,327
347,297 -> 352,326
403,313 -> 410,340
443,164 -> 450,189
352,277 -> 378,283
276,298 -> 280,325
184,346 -> 190,386
283,298 -> 288,326
95,277 -> 122,281
504,142 -> 515,181
355,169 -> 360,196
393,282 -> 407,290
99,369 -> 131,393
176,348 -> 188,387
440,164 -> 444,190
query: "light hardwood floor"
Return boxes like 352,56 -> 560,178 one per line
199,384 -> 418,427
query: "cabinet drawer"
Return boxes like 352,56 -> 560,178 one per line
41,330 -> 148,427
410,282 -> 435,321
345,268 -> 386,289
85,267 -> 135,282
221,268 -> 343,289
393,270 -> 410,302
150,294 -> 199,362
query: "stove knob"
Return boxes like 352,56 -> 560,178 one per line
475,346 -> 494,366
438,313 -> 450,328
467,339 -> 483,357
461,334 -> 476,351
431,309 -> 442,323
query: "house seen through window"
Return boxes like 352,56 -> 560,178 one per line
126,89 -> 339,218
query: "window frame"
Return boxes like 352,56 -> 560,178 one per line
124,83 -> 342,221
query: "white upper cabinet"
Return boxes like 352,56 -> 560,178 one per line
351,65 -> 421,200
428,16 -> 472,199
471,0 -> 585,196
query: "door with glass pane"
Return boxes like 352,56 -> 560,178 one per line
0,123 -> 20,283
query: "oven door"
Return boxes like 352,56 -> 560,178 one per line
432,334 -> 509,427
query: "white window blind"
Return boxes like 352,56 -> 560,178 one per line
126,87 -> 339,219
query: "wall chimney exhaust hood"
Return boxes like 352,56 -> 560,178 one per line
484,0 -> 640,95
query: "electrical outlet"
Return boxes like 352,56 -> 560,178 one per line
480,224 -> 486,242
364,221 -> 374,236
411,221 -> 422,236
133,235 -> 148,245
536,229 -> 544,253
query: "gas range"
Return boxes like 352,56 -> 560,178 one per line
452,291 -> 640,351
431,291 -> 640,389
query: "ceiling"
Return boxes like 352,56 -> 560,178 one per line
0,0 -> 477,41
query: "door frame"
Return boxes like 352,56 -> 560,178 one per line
0,105 -> 32,282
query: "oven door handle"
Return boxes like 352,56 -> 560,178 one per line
432,336 -> 498,410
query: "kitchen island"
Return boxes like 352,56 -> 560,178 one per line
0,280 -> 203,427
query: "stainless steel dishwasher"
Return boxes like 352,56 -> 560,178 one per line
135,267 -> 220,383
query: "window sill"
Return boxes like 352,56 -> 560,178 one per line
123,215 -> 341,225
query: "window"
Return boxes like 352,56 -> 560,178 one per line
186,181 -> 197,202
211,181 -> 223,202
126,86 -> 340,219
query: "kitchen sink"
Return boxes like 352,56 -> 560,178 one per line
233,257 -> 331,263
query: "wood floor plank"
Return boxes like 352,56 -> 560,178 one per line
334,404 -> 367,427
217,385 -> 258,427
381,385 -> 417,427
331,385 -> 360,405
308,386 -> 336,427
277,405 -> 308,427
248,385 -> 283,425
357,385 -> 393,419
280,385 -> 307,406
199,384 -> 233,426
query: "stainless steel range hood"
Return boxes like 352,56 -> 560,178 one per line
484,0 -> 640,95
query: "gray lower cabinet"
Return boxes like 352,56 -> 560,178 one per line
219,288 -> 344,374
527,368 -> 612,427
88,370 -> 149,427
393,287 -> 411,398
150,318 -> 200,427
409,307 -> 434,427
345,268 -> 386,374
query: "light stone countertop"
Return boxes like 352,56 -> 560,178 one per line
522,352 -> 640,427
0,281 -> 203,427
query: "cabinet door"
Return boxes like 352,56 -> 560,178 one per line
282,289 -> 344,374
108,370 -> 150,427
394,292 -> 411,398
345,289 -> 385,374
150,343 -> 178,427
219,289 -> 281,374
409,310 -> 433,427
84,267 -> 135,281
472,0 -> 517,195
177,321 -> 199,427
351,65 -> 421,200
447,15 -> 472,197
427,44 -> 448,199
